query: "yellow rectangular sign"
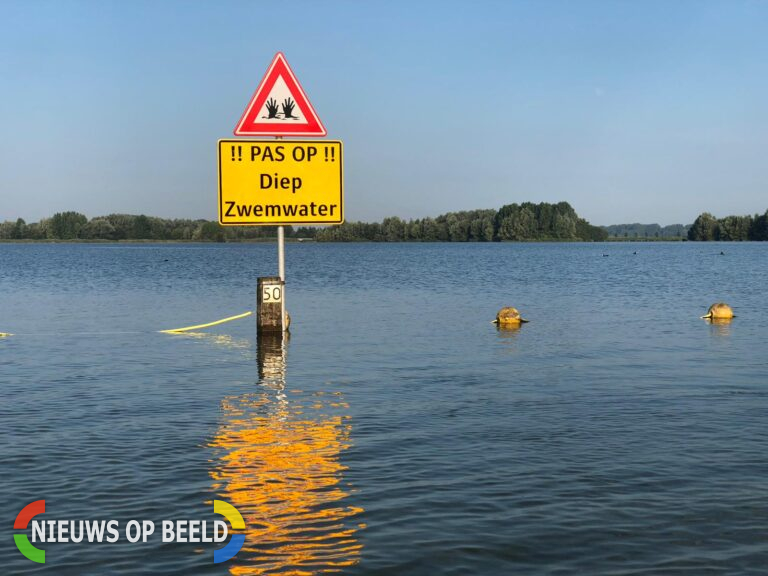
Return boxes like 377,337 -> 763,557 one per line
218,139 -> 343,225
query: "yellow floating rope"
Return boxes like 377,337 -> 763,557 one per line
159,311 -> 253,334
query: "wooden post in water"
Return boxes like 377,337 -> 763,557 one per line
257,329 -> 289,381
257,276 -> 285,332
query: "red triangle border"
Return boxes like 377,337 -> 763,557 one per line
234,53 -> 327,137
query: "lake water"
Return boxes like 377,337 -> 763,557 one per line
1,242 -> 767,575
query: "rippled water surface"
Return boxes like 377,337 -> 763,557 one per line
1,242 -> 767,575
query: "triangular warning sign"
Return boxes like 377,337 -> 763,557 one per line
234,52 -> 327,137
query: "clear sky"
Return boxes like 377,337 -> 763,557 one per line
1,0 -> 767,226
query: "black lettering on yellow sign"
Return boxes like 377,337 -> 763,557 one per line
260,173 -> 302,193
228,144 -> 337,163
249,145 -> 284,162
224,201 -> 338,218
218,140 -> 343,226
233,144 -> 336,163
226,145 -> 338,164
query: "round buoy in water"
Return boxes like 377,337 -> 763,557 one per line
701,302 -> 734,321
492,307 -> 529,327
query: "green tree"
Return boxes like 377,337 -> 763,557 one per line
293,227 -> 318,239
132,215 -> 152,239
82,218 -> 117,240
49,212 -> 87,239
718,215 -> 752,241
575,219 -> 608,241
552,212 -> 577,239
381,217 -> 406,241
468,210 -> 495,241
194,221 -> 225,242
750,210 -> 768,241
688,212 -> 719,241
11,218 -> 27,239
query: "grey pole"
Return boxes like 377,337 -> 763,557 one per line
278,225 -> 286,330
275,135 -> 287,332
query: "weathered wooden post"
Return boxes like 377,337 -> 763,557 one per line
257,276 -> 285,333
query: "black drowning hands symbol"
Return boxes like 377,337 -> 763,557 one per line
282,97 -> 297,118
262,96 -> 300,121
265,98 -> 279,119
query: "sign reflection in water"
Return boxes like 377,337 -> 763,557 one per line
210,332 -> 364,575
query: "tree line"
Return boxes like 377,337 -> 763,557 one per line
687,210 -> 768,241
603,223 -> 689,240
0,212 -> 315,242
314,202 -> 607,242
7,205 -> 766,243
0,202 -> 607,242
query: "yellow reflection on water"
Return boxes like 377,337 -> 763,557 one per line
210,332 -> 363,575
494,323 -> 523,352
706,317 -> 733,337
495,324 -> 523,335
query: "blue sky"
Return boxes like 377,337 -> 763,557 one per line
1,0 -> 767,225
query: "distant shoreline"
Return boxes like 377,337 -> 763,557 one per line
0,237 -> 700,244
0,238 -> 301,244
2,204 -> 766,241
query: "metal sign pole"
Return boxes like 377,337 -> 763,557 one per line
276,136 -> 286,332
278,225 -> 286,330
